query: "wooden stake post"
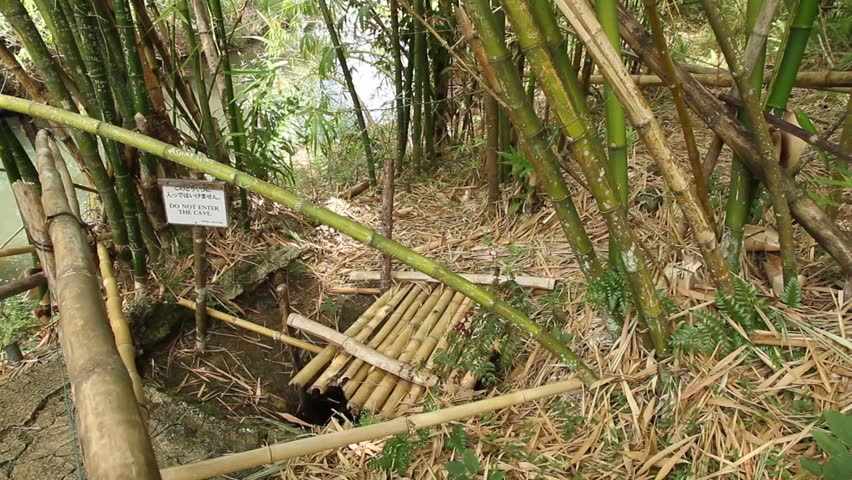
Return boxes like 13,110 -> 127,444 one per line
159,178 -> 228,352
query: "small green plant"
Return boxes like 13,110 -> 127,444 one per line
0,293 -> 38,346
443,424 -> 505,480
672,278 -> 780,357
320,295 -> 345,317
586,267 -> 631,319
434,282 -> 527,387
799,410 -> 852,479
368,428 -> 430,476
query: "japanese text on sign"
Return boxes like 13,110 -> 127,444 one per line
162,182 -> 229,228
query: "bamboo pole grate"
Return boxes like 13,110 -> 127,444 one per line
291,282 -> 476,418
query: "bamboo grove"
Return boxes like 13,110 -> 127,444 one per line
0,0 -> 850,469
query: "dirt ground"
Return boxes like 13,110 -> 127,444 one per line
0,352 -> 276,479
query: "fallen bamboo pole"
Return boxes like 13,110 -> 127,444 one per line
586,70 -> 852,89
312,284 -> 413,393
176,298 -> 323,354
0,271 -> 45,301
349,270 -> 557,290
380,291 -> 467,417
287,313 -> 438,387
291,288 -> 395,388
36,130 -> 160,479
159,377 -> 585,480
97,242 -> 149,423
340,286 -> 429,394
327,286 -> 382,295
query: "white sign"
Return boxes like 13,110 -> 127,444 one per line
161,180 -> 229,228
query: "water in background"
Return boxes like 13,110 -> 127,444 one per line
0,119 -> 90,282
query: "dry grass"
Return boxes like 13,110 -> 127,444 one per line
234,92 -> 849,479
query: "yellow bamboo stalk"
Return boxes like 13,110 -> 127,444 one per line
340,286 -> 430,394
159,378 -> 585,480
176,298 -> 322,354
36,129 -> 160,479
290,288 -> 395,387
97,242 -> 148,422
347,286 -> 446,409
552,0 -> 734,295
287,313 -> 438,387
47,137 -> 81,220
380,291 -> 467,417
361,287 -> 456,412
311,284 -> 412,393
337,288 -> 426,385
398,297 -> 474,413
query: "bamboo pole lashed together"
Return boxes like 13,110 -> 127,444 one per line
35,129 -> 160,479
159,377 -> 585,480
176,298 -> 323,354
0,92 -> 600,385
287,312 -> 438,388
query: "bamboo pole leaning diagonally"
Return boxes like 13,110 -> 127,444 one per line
176,298 -> 323,354
159,378 -> 585,480
700,0 -> 799,293
614,7 -> 852,275
0,94 -> 600,386
97,242 -> 149,424
548,0 -> 735,297
34,129 -> 160,479
465,0 -> 669,350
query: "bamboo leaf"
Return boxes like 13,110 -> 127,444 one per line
814,431 -> 847,457
445,461 -> 468,475
799,456 -> 823,475
824,411 -> 852,446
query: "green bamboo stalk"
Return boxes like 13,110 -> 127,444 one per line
722,0 -> 766,272
765,0 -> 819,116
551,0 -> 735,296
595,0 -> 628,209
31,0 -> 96,114
0,93 -> 600,386
176,0 -> 223,165
71,0 -> 147,278
458,7 -> 603,283
317,0 -> 378,186
487,0 -> 670,351
701,0 -> 798,290
0,0 -> 130,252
0,120 -> 39,185
412,0 -> 426,175
113,0 -> 167,233
0,122 -> 23,183
390,0 -> 406,174
642,0 -> 713,223
206,0 -> 249,224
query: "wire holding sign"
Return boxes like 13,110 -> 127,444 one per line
160,179 -> 230,228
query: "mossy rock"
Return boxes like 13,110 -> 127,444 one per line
126,295 -> 192,352
213,245 -> 304,301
